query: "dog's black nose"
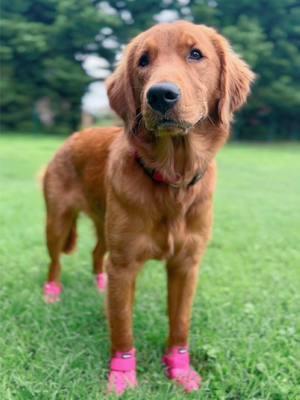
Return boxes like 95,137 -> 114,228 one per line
147,82 -> 180,114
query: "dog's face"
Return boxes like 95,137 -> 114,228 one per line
107,21 -> 254,135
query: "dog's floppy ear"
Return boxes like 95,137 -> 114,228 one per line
106,43 -> 137,130
212,31 -> 255,126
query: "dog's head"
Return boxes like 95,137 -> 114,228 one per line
107,21 -> 255,136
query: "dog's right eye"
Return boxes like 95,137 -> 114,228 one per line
188,48 -> 203,61
138,53 -> 150,68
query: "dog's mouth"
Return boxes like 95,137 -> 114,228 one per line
145,117 -> 193,136
158,119 -> 183,129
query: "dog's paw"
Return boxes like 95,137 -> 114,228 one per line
107,348 -> 138,396
107,370 -> 137,396
43,281 -> 62,303
162,346 -> 202,392
96,272 -> 107,293
167,367 -> 201,392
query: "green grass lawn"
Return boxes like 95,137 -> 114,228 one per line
0,133 -> 300,400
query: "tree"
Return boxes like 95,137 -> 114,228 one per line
0,0 -> 119,131
190,0 -> 300,139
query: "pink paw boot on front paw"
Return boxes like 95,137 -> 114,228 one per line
107,348 -> 138,396
43,281 -> 62,303
96,272 -> 107,293
162,346 -> 202,392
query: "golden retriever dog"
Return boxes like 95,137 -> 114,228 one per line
43,21 -> 254,395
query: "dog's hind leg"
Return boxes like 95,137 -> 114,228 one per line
93,225 -> 108,293
44,208 -> 77,303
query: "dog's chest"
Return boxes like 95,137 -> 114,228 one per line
145,191 -> 198,260
150,214 -> 187,260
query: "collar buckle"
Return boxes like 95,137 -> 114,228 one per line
134,151 -> 205,189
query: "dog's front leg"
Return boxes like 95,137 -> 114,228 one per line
166,259 -> 200,348
107,260 -> 138,353
106,257 -> 140,395
105,187 -> 152,395
163,245 -> 207,392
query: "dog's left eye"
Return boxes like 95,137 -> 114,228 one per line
138,53 -> 150,67
188,49 -> 203,61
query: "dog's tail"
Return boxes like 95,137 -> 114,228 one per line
62,221 -> 78,254
36,166 -> 47,189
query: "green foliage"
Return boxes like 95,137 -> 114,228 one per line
190,0 -> 300,139
1,134 -> 300,397
0,0 -> 118,131
0,0 -> 299,138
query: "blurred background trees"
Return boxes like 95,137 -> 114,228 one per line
0,0 -> 299,139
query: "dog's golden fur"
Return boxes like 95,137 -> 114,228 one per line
43,21 -> 254,352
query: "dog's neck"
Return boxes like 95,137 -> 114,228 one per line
129,121 -> 227,182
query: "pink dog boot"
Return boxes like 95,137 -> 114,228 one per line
107,348 -> 138,396
162,346 -> 202,392
43,281 -> 62,303
96,272 -> 107,293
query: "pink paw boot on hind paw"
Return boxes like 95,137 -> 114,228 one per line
43,281 -> 62,303
96,272 -> 107,293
